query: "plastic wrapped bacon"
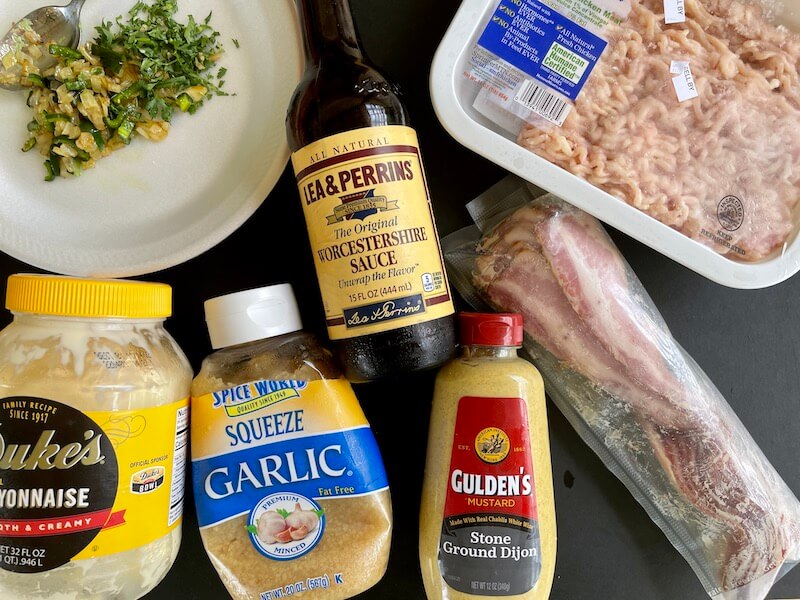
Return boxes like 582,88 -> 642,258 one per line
442,178 -> 800,599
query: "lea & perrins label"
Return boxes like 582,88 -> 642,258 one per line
0,397 -> 188,573
291,125 -> 454,340
439,396 -> 542,595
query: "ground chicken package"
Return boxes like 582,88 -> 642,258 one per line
442,177 -> 800,600
460,0 -> 800,265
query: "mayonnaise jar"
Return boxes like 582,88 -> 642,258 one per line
0,275 -> 192,599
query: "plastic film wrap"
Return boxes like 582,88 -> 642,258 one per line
442,176 -> 800,599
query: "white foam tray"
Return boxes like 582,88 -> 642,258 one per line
430,0 -> 800,289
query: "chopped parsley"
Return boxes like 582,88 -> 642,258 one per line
18,0 -> 231,180
92,0 -> 228,122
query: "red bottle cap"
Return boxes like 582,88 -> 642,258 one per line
458,312 -> 523,347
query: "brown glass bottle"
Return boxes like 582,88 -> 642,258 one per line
287,0 -> 456,382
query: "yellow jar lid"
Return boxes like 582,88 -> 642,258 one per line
6,274 -> 172,319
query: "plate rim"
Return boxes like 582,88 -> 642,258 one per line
0,0 -> 302,278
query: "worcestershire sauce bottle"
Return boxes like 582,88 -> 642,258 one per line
287,0 -> 456,382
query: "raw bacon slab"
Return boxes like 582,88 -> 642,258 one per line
444,180 -> 800,600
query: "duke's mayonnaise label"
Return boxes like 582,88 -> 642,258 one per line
191,379 -> 388,560
0,397 -> 188,573
291,125 -> 454,340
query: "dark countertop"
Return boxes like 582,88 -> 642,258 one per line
2,1 -> 800,599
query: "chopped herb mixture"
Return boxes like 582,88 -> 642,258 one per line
13,0 -> 228,181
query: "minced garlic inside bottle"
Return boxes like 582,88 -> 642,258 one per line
191,284 -> 392,600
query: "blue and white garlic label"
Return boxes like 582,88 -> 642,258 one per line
191,379 -> 389,561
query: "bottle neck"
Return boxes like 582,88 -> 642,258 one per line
460,345 -> 519,360
297,0 -> 363,64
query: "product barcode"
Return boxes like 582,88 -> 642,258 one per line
513,79 -> 572,126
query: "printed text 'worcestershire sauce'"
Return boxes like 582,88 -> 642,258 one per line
287,0 -> 455,381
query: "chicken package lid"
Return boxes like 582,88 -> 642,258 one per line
431,0 -> 800,289
441,175 -> 800,600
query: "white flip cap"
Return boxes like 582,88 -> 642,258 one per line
204,283 -> 303,349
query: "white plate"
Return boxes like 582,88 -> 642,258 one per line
431,0 -> 800,289
0,0 -> 302,277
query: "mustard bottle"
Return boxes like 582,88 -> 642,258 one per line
419,312 -> 556,600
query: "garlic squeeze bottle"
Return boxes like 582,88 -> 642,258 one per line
191,284 -> 392,600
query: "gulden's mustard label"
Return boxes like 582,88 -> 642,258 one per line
292,125 -> 455,340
